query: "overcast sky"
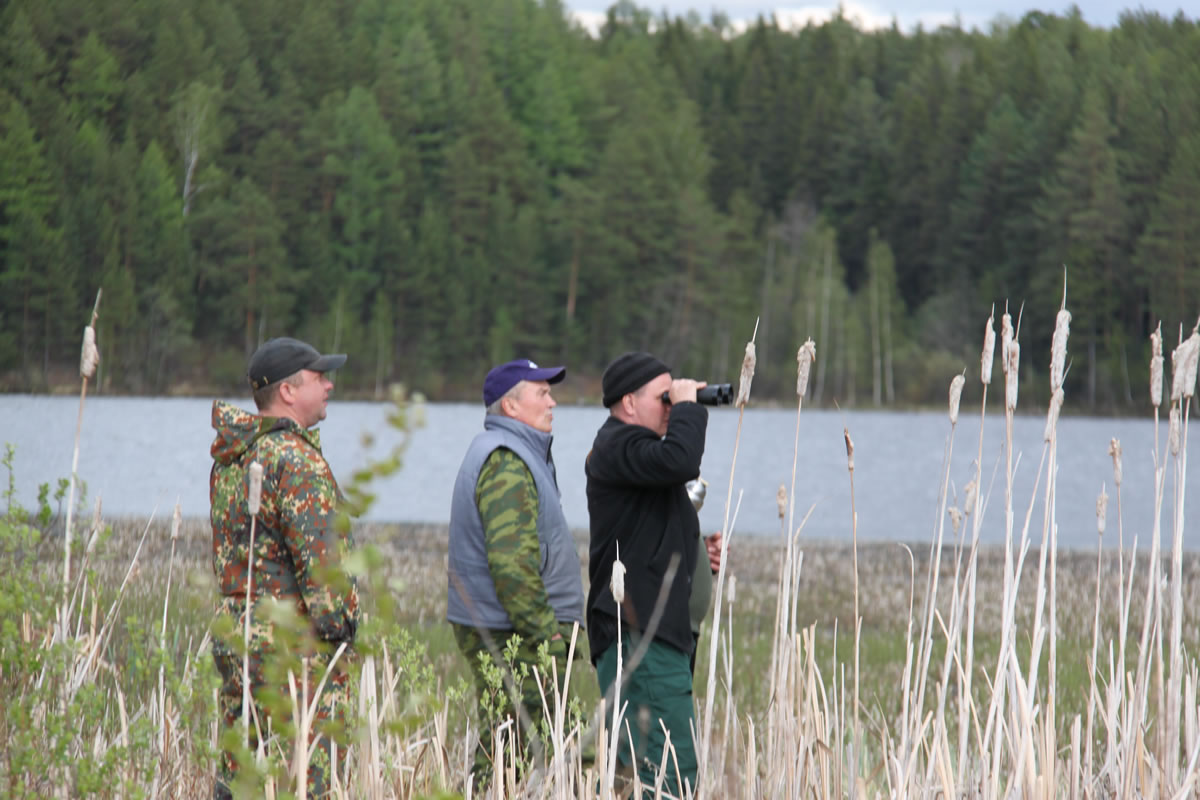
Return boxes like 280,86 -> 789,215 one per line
566,1 -> 1191,34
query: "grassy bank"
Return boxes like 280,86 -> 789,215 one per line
5,301 -> 1200,798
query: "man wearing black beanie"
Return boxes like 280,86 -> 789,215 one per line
585,351 -> 708,797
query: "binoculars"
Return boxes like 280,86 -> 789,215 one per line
661,383 -> 734,406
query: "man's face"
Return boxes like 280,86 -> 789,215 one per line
628,372 -> 673,437
506,380 -> 556,433
289,369 -> 334,428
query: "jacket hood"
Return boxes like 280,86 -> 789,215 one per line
210,400 -> 318,464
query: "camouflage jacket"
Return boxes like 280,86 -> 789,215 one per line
209,400 -> 358,645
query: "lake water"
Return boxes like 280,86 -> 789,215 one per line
2,394 -> 1195,551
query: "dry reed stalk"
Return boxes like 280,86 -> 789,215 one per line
243,461 -> 264,745
953,309 -> 996,782
903,373 -> 966,792
69,510 -> 155,695
1084,485 -> 1108,782
603,552 -> 626,798
840,425 -> 863,794
1164,326 -> 1198,788
776,339 -> 816,712
157,503 -> 182,774
702,323 -> 758,785
62,289 -> 103,626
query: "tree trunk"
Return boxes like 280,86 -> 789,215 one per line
562,226 -> 580,363
883,284 -> 895,404
1088,335 -> 1097,408
815,235 -> 832,404
759,235 -> 775,376
871,275 -> 882,406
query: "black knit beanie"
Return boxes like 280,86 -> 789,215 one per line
601,352 -> 670,408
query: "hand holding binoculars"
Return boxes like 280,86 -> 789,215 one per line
661,383 -> 734,406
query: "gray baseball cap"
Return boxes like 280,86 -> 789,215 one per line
247,337 -> 346,391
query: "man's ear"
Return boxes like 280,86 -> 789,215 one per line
620,393 -> 635,417
277,380 -> 295,404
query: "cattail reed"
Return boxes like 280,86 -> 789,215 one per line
797,339 -> 816,397
949,374 -> 965,425
1051,308 -> 1071,393
1044,387 -> 1064,442
1109,439 -> 1122,487
964,479 -> 978,519
1169,324 -> 1197,403
981,310 -> 995,385
1002,311 -> 1020,412
949,506 -> 964,535
843,428 -> 855,472
1169,406 -> 1181,455
1182,322 -> 1200,399
776,485 -> 786,519
736,340 -> 757,407
248,462 -> 264,515
1097,488 -> 1108,536
610,557 -> 625,604
63,290 -> 103,611
243,461 -> 264,743
1151,323 -> 1163,408
80,326 -> 99,378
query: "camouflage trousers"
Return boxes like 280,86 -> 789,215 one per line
453,622 -> 580,784
212,596 -> 352,800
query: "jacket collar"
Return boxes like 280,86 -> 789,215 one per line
484,414 -> 553,462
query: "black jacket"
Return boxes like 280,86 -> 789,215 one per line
585,402 -> 708,660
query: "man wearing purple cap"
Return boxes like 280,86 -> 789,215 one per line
447,358 -> 585,783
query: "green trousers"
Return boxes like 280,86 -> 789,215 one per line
453,623 -> 574,784
596,631 -> 697,798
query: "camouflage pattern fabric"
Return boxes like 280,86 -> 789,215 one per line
212,596 -> 352,799
456,448 -> 574,782
209,400 -> 359,798
476,448 -> 559,644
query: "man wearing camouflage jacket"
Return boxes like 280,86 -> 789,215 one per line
210,337 -> 358,799
447,358 -> 585,782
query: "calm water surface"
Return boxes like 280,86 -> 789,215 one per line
3,394 -> 1195,551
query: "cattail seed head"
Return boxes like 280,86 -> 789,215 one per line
1050,308 -> 1071,393
610,558 -> 626,604
1108,439 -> 1122,487
797,339 -> 817,398
963,479 -> 978,517
1150,324 -> 1163,409
949,374 -> 966,425
1169,406 -> 1181,456
1171,336 -> 1187,403
843,428 -> 855,472
728,575 -> 737,605
981,311 -> 996,386
1005,340 -> 1021,412
736,341 -> 757,407
1183,324 -> 1200,399
171,503 -> 182,541
1044,388 -> 1064,443
948,506 -> 964,535
776,484 -> 787,519
1097,488 -> 1108,537
80,326 -> 99,378
1001,313 -> 1014,364
247,462 -> 264,515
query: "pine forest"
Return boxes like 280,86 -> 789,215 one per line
1,0 -> 1198,409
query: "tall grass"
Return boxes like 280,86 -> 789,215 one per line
2,301 -> 1200,798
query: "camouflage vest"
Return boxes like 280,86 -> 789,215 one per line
447,415 -> 584,629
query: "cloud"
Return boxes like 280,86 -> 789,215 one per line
569,2 -> 982,36
571,9 -> 607,35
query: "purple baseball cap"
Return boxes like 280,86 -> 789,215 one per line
483,359 -> 566,406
